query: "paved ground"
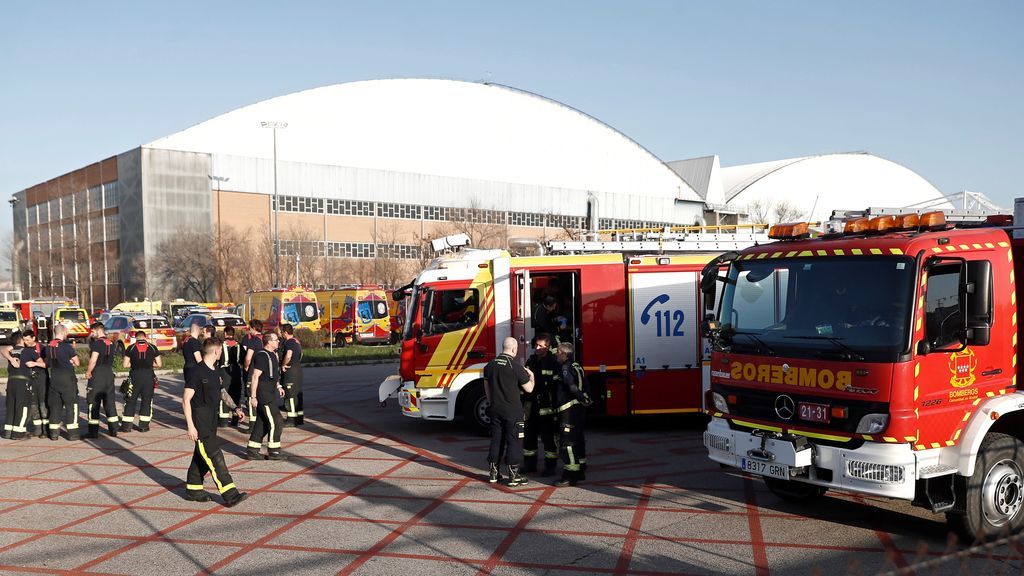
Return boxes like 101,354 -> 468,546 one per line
0,363 -> 1020,575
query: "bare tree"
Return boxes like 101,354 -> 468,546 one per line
152,230 -> 218,301
773,200 -> 804,223
748,198 -> 772,224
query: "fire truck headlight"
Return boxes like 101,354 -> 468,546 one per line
855,413 -> 889,434
712,392 -> 730,414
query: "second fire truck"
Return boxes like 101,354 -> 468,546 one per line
379,228 -> 767,431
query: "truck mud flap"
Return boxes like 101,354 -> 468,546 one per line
378,375 -> 403,405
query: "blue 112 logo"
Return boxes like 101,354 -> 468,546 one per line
641,294 -> 684,337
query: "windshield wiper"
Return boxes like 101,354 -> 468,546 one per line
784,335 -> 865,361
728,330 -> 776,356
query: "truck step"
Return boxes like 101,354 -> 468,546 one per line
919,464 -> 957,479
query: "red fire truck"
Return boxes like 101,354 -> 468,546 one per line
701,207 -> 1024,542
378,229 -> 767,431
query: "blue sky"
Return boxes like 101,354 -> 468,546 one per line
2,1 -> 1021,236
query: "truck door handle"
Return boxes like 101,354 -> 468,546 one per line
981,368 -> 1002,376
468,350 -> 485,359
418,343 -> 429,353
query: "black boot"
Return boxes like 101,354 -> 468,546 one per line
282,417 -> 295,428
579,462 -> 587,481
120,421 -> 132,433
86,424 -> 100,439
295,415 -> 304,427
521,455 -> 537,474
240,449 -> 264,461
67,429 -> 80,441
108,421 -> 119,437
488,462 -> 501,483
136,423 -> 150,433
267,450 -> 285,461
222,489 -> 249,508
554,469 -> 578,487
184,489 -> 211,502
507,465 -> 528,487
541,458 -> 558,477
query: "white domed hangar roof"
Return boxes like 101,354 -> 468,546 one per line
721,152 -> 952,224
147,78 -> 700,204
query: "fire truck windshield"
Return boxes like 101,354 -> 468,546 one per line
719,256 -> 916,362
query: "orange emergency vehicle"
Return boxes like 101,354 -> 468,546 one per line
701,207 -> 1024,542
379,230 -> 767,432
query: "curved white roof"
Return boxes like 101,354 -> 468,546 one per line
721,153 -> 951,223
147,79 -> 700,202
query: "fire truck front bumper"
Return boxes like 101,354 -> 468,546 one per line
704,417 -> 917,500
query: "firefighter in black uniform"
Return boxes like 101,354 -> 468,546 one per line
239,320 -> 263,424
181,323 -> 203,382
523,333 -> 559,476
84,322 -> 120,438
46,325 -> 81,441
553,342 -> 591,487
222,326 -> 244,427
243,332 -> 285,460
183,337 -> 248,507
22,331 -> 47,437
484,337 -> 535,486
121,331 -> 162,432
279,323 -> 304,427
3,332 -> 32,440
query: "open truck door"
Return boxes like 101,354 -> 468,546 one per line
511,269 -> 531,364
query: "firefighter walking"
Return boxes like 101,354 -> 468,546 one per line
239,320 -> 263,425
182,337 -> 248,507
3,332 -> 33,440
280,323 -> 304,427
121,331 -> 162,433
523,333 -> 559,476
243,332 -> 285,460
46,325 -> 81,441
84,322 -> 120,438
553,342 -> 591,487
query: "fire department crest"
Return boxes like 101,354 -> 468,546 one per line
948,348 -> 977,388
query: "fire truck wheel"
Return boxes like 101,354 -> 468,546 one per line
114,340 -> 125,356
334,333 -> 346,348
460,382 -> 490,436
390,332 -> 399,345
947,433 -> 1024,543
763,477 -> 827,502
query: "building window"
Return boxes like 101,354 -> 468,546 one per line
548,215 -> 582,230
48,198 -> 60,221
105,214 -> 119,240
274,194 -> 324,214
376,202 -> 421,219
88,185 -> 102,211
423,205 -> 446,221
376,243 -> 421,259
102,181 -> 119,208
508,212 -> 544,227
27,206 -> 37,226
327,199 -> 374,216
61,195 -> 74,219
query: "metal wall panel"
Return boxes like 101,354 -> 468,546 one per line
117,148 -> 144,299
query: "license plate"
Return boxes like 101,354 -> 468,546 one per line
799,402 -> 830,424
741,457 -> 790,480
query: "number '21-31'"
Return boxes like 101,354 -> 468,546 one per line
654,310 -> 684,337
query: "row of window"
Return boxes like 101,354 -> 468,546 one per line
26,181 -> 119,226
269,194 -> 633,229
278,239 -> 422,260
27,214 -> 119,251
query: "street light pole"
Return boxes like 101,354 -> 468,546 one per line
208,174 -> 230,299
260,121 -> 288,288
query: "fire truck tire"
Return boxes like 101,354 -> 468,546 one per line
763,477 -> 828,502
334,333 -> 346,348
460,382 -> 490,436
946,433 -> 1024,543
114,340 -> 125,356
390,332 -> 399,345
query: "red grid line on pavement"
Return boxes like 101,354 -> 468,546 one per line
475,485 -> 558,575
70,429 -> 376,573
614,477 -> 654,575
337,477 -> 474,575
201,453 -> 418,576
743,475 -> 771,576
856,494 -> 910,571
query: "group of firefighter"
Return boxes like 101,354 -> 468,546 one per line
1,318 -> 305,507
485,333 -> 591,487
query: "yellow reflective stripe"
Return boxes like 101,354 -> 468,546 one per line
265,406 -> 280,449
730,419 -> 783,433
247,441 -> 262,449
556,399 -> 580,412
186,484 -> 205,491
197,439 -> 227,493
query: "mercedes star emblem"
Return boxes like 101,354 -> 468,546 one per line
775,395 -> 796,420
